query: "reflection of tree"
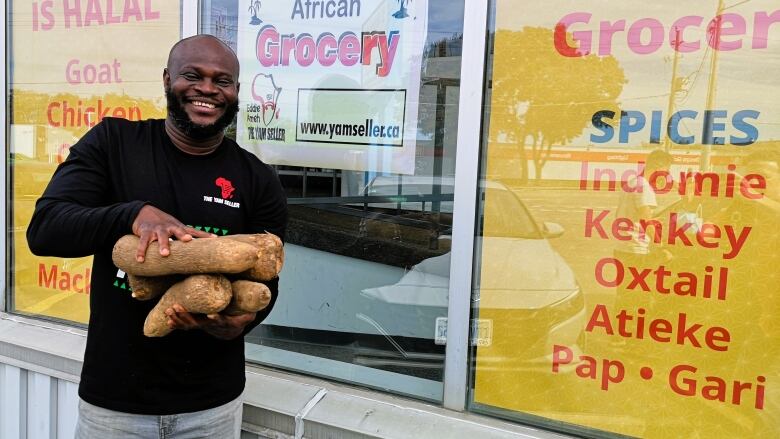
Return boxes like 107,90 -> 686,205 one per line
12,90 -> 165,132
425,33 -> 462,58
10,89 -> 165,159
490,28 -> 626,183
417,33 -> 462,141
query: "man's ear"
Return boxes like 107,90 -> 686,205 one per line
163,68 -> 170,90
236,82 -> 240,93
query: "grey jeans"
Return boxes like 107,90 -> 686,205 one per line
74,397 -> 242,439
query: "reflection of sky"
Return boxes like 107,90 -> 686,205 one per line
426,0 -> 465,45
493,0 -> 780,145
202,0 -> 239,51
206,0 -> 237,13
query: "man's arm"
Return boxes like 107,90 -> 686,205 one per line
26,121 -> 212,259
26,122 -> 146,257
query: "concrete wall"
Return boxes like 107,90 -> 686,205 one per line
0,313 -> 572,439
0,364 -> 78,439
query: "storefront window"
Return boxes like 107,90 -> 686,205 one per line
471,0 -> 779,437
7,1 -> 181,323
202,0 -> 465,401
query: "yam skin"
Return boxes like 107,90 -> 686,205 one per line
143,274 -> 233,337
128,274 -> 182,301
223,233 -> 284,281
112,235 -> 259,276
222,280 -> 272,316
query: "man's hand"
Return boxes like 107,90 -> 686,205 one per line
132,205 -> 214,262
165,304 -> 256,340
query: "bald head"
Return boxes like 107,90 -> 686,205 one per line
166,34 -> 239,77
163,34 -> 241,144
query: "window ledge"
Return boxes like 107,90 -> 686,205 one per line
0,313 -> 572,439
0,313 -> 86,382
242,365 -> 573,439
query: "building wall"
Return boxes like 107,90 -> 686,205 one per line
0,313 -> 567,439
0,364 -> 78,439
5,1 -> 779,438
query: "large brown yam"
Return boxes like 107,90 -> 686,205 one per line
143,274 -> 232,337
223,233 -> 284,281
222,280 -> 272,316
112,235 -> 258,276
128,274 -> 183,301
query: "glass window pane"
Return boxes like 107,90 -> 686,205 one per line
7,1 -> 182,323
202,0 -> 465,401
470,0 -> 780,437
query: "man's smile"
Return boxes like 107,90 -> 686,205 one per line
191,100 -> 216,109
185,98 -> 223,120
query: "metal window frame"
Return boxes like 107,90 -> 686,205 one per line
0,0 -> 493,411
185,0 -> 492,410
0,1 -> 195,312
443,0 -> 489,411
2,0 -> 8,313
182,0 -> 199,37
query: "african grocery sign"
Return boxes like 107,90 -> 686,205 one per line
10,0 -> 180,323
236,0 -> 428,174
474,1 -> 780,437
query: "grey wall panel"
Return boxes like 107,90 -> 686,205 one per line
0,315 -> 573,439
56,381 -> 79,439
0,363 -> 78,439
1,363 -> 26,439
26,372 -> 57,439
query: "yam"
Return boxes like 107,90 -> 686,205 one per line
143,274 -> 233,337
222,280 -> 272,316
128,274 -> 182,301
223,233 -> 284,281
112,235 -> 258,276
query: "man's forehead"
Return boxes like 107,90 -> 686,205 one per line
168,36 -> 238,72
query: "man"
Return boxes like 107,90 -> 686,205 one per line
610,150 -> 673,347
614,149 -> 674,259
26,35 -> 287,438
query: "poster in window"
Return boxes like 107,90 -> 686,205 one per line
474,1 -> 780,437
236,0 -> 429,174
9,0 -> 181,323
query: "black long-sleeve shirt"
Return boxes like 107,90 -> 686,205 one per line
27,117 -> 287,415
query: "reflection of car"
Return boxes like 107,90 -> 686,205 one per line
260,176 -> 585,380
352,177 -> 586,374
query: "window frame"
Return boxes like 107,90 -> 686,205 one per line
0,0 -> 492,413
442,0 -> 489,411
2,0 -> 8,313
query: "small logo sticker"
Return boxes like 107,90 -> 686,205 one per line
251,73 -> 282,127
434,317 -> 493,347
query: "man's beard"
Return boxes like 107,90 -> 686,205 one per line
165,90 -> 239,139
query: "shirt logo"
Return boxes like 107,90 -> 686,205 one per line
215,177 -> 236,199
204,178 -> 241,209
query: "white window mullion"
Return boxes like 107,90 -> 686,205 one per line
443,0 -> 489,411
182,0 -> 199,37
2,0 -> 8,312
